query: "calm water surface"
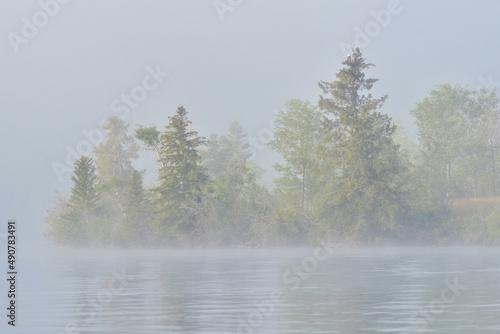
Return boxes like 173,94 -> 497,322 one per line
21,247 -> 500,333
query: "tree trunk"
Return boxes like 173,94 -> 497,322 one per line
155,145 -> 166,168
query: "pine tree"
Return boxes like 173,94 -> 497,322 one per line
201,121 -> 253,179
199,121 -> 269,246
63,155 -> 101,244
317,48 -> 406,241
68,155 -> 100,212
155,106 -> 208,234
123,170 -> 151,245
225,120 -> 253,164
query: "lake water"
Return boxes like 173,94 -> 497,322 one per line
18,247 -> 500,333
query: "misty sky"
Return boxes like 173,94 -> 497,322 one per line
1,0 -> 500,250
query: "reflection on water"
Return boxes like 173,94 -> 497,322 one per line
20,247 -> 500,333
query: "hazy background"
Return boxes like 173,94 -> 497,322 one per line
1,0 -> 500,251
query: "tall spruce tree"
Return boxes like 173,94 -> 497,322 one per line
155,106 -> 208,234
68,155 -> 100,213
317,48 -> 406,241
64,155 -> 101,244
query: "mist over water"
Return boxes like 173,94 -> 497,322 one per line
2,1 -> 500,333
18,247 -> 500,333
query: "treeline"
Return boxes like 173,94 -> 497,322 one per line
45,49 -> 500,247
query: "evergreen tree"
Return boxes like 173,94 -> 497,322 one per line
201,121 -> 252,178
68,155 -> 100,213
61,156 -> 101,245
317,48 -> 406,241
225,120 -> 253,164
198,121 -> 268,246
155,106 -> 208,234
123,170 -> 151,246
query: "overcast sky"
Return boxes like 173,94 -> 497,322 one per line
1,0 -> 500,250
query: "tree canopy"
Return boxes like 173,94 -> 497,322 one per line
46,50 -> 500,248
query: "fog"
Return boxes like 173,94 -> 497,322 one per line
1,0 -> 500,332
1,0 -> 499,249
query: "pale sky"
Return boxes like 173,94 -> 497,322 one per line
1,0 -> 499,250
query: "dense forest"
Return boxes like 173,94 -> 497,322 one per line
45,49 -> 500,247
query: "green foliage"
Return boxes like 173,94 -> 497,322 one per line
411,85 -> 500,203
94,116 -> 139,182
46,156 -> 101,246
135,125 -> 160,148
458,203 -> 500,245
45,192 -> 85,246
122,170 -> 153,246
134,125 -> 164,167
92,117 -> 141,240
154,106 -> 208,235
198,121 -> 272,246
201,121 -> 253,178
410,84 -> 475,203
69,156 -> 100,210
464,89 -> 500,197
45,49 -> 500,248
317,48 -> 407,241
267,99 -> 323,242
201,134 -> 229,179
